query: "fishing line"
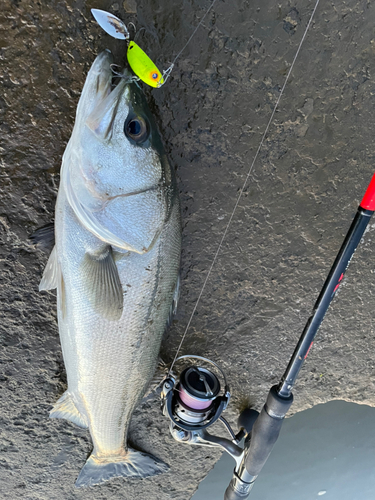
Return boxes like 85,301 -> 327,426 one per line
162,0 -> 218,84
169,0 -> 321,374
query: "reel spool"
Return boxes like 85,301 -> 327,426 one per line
161,355 -> 230,431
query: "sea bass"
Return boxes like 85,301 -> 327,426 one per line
39,50 -> 181,487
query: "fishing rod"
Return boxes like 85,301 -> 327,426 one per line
160,173 -> 375,499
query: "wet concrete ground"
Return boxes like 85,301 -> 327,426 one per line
1,0 -> 375,498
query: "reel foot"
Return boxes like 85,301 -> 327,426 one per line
238,409 -> 259,434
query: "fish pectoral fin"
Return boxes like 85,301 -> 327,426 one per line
75,447 -> 169,487
49,391 -> 88,429
39,246 -> 59,291
81,246 -> 123,321
29,221 -> 55,254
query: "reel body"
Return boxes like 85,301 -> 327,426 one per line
161,356 -> 257,470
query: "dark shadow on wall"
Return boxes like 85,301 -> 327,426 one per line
192,401 -> 375,500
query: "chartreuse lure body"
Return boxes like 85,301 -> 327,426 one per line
127,41 -> 164,88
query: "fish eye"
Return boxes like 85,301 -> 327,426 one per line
124,115 -> 149,144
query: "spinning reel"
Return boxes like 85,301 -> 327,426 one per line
161,356 -> 259,467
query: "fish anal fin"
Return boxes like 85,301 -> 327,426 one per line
50,391 -> 88,429
39,246 -> 59,291
143,358 -> 169,399
75,447 -> 168,488
81,246 -> 123,321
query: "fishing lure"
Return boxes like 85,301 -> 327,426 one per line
92,2 -> 217,88
91,9 -> 165,88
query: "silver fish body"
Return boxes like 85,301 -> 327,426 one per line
40,51 -> 181,487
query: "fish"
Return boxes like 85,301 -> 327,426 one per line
39,50 -> 181,487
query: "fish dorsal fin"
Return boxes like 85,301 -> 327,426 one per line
39,246 -> 59,291
29,222 -> 55,254
50,391 -> 88,429
142,358 -> 169,400
81,246 -> 123,321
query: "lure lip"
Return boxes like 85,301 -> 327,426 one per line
91,9 -> 129,40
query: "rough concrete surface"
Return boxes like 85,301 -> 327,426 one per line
1,0 -> 375,498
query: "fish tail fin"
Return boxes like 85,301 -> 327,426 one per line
75,447 -> 169,488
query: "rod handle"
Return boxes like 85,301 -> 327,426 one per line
223,387 -> 293,500
244,386 -> 293,476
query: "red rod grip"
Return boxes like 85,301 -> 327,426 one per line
360,173 -> 375,211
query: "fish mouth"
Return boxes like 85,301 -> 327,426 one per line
91,50 -> 134,103
93,49 -> 114,98
76,50 -> 134,132
92,49 -> 134,97
84,51 -> 135,142
86,81 -> 128,142
73,50 -> 113,125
